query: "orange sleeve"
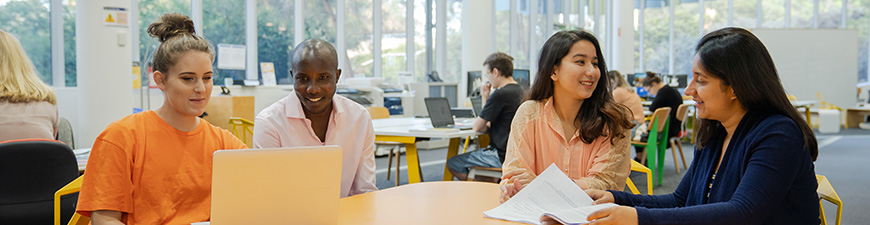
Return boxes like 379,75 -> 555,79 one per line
76,128 -> 136,217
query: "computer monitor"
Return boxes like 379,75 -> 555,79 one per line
628,73 -> 646,87
467,71 -> 483,97
513,69 -> 530,90
671,74 -> 688,88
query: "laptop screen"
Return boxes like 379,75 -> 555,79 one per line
425,97 -> 455,128
470,96 -> 483,117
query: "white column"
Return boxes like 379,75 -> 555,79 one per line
76,0 -> 133,148
51,0 -> 64,87
491,0 -> 497,52
374,0 -> 382,78
756,0 -> 762,28
406,0 -> 415,74
436,0 -> 447,76
337,0 -> 347,74
546,0 -> 553,37
246,0 -> 258,81
610,0 -> 634,73
461,0 -> 493,101
191,0 -> 203,36
727,0 -> 733,26
605,0 -> 612,60
840,0 -> 846,29
295,0 -> 305,45
530,0 -> 538,78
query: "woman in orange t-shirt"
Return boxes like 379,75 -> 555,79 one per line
76,13 -> 246,225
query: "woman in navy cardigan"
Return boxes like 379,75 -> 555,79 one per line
582,27 -> 820,225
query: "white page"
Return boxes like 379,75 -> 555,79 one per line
483,163 -> 596,224
541,203 -> 618,225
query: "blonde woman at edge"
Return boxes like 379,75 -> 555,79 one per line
76,13 -> 246,225
0,30 -> 59,142
607,70 -> 645,126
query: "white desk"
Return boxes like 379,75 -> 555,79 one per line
372,118 -> 478,183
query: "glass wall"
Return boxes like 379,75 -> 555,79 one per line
381,0 -> 409,82
674,0 -> 698,75
761,0 -> 786,28
0,0 -> 52,85
818,0 -> 843,28
515,0 -> 531,69
445,0 -> 462,82
257,0 -> 294,84
64,0 -> 76,86
790,0 -> 814,28
732,0 -> 757,28
642,0 -> 669,74
346,0 -> 373,78
139,0 -> 189,85
847,0 -> 870,83
703,0 -> 728,33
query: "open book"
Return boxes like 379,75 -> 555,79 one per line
483,164 -> 617,225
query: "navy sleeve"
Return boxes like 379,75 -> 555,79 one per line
631,120 -> 810,225
479,90 -> 505,122
610,150 -> 695,208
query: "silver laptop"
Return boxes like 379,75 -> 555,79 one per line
210,146 -> 342,225
470,96 -> 483,117
424,97 -> 472,130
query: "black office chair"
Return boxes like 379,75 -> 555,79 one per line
0,139 -> 79,225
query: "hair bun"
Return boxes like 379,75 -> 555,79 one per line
645,71 -> 657,78
147,13 -> 196,42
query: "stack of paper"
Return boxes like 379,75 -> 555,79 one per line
483,164 -> 617,225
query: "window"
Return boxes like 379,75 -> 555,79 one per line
346,0 -> 373,78
203,0 -> 244,84
414,0 -> 427,81
761,0 -> 786,28
642,0 -> 669,74
138,0 -> 189,86
445,0 -> 462,82
304,0 -> 337,42
732,0 -> 757,28
790,0 -> 814,28
515,0 -> 530,69
674,0 -> 698,75
64,0 -> 76,86
0,0 -> 52,85
847,0 -> 870,83
381,0 -> 409,82
257,0 -> 294,84
818,0 -> 843,28
495,0 -> 510,54
703,0 -> 728,33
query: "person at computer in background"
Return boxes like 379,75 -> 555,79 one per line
500,30 -> 634,203
77,13 -> 247,225
253,38 -> 377,197
633,71 -> 683,163
582,27 -> 819,225
0,30 -> 59,142
607,70 -> 645,126
446,52 -> 524,181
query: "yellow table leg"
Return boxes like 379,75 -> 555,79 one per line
442,137 -> 462,181
805,106 -> 813,128
375,136 -> 420,184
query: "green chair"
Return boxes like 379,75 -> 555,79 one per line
631,107 -> 671,186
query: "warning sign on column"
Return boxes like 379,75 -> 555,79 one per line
103,7 -> 128,27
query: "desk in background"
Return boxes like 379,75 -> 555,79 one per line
845,107 -> 870,129
372,117 -> 478,183
338,181 -> 522,224
790,100 -> 818,128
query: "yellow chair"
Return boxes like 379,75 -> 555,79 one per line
668,104 -> 691,173
368,107 -> 404,186
632,107 -> 671,186
816,174 -> 842,225
54,175 -> 89,225
227,117 -> 254,147
625,160 -> 653,195
816,92 -> 844,128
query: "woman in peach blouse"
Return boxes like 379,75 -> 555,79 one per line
500,30 -> 634,202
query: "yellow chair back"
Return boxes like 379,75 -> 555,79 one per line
368,106 -> 391,119
228,117 -> 254,147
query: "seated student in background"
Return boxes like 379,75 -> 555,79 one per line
447,52 -> 524,181
633,71 -> 682,163
0,30 -> 59,142
76,13 -> 247,225
500,30 -> 634,202
253,38 -> 377,197
607,70 -> 645,126
584,27 -> 820,225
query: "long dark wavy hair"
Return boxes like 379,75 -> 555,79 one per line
694,27 -> 818,160
528,30 -> 633,144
